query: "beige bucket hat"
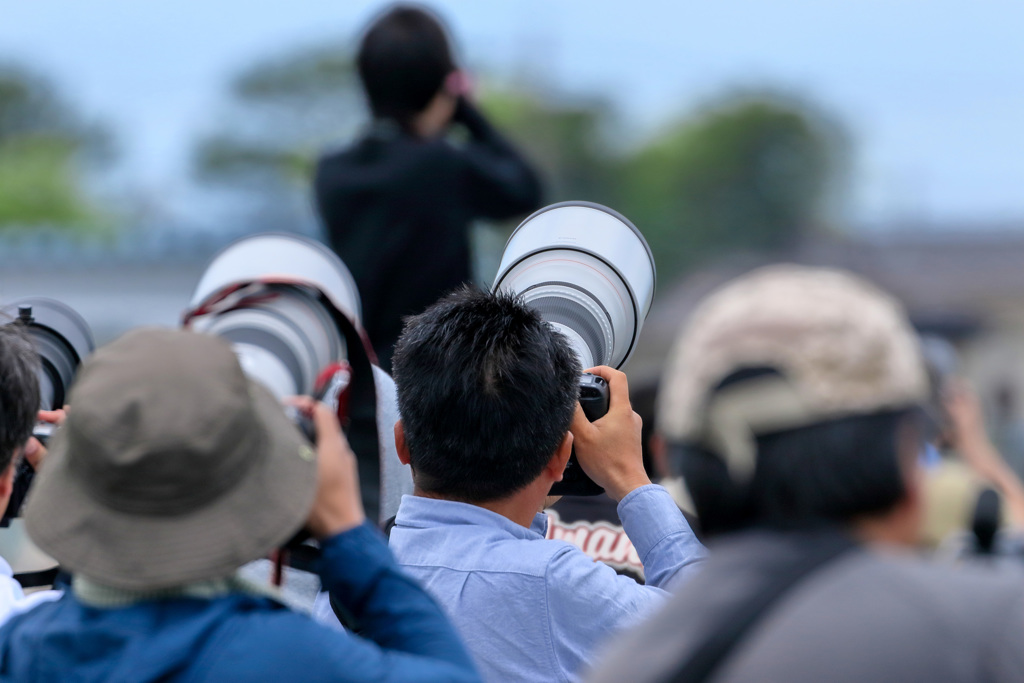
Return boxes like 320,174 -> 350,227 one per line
24,328 -> 318,590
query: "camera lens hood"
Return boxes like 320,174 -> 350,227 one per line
2,298 -> 95,410
493,201 -> 656,369
189,233 -> 362,328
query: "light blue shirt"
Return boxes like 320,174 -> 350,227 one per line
389,485 -> 707,683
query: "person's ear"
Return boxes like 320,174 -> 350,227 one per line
545,432 -> 573,482
394,420 -> 411,466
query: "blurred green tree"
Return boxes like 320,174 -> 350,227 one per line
196,40 -> 845,281
196,46 -> 359,183
0,64 -> 110,232
193,43 -> 361,230
477,87 -> 617,205
615,93 -> 844,281
465,87 -> 620,281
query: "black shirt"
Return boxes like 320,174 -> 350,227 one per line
314,99 -> 543,371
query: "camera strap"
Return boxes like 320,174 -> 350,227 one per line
663,532 -> 857,683
14,567 -> 61,590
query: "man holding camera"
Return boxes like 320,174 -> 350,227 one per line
0,328 -> 480,682
590,265 -> 1024,683
388,288 -> 706,682
0,326 -> 63,623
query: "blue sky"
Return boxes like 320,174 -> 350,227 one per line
2,0 -> 1022,229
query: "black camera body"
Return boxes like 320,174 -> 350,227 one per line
551,373 -> 609,496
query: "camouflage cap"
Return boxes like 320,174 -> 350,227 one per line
657,265 -> 928,478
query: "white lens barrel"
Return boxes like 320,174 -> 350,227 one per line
231,344 -> 299,399
187,233 -> 361,399
493,202 -> 656,369
190,285 -> 346,400
190,233 -> 362,327
549,323 -> 596,370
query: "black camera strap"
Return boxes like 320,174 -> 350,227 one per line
14,567 -> 61,590
663,533 -> 857,683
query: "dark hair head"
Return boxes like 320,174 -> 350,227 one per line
674,407 -> 917,537
392,287 -> 581,502
357,4 -> 455,129
0,324 -> 41,471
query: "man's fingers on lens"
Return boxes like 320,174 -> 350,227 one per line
284,395 -> 315,413
37,408 -> 67,425
23,437 -> 46,469
311,402 -> 342,439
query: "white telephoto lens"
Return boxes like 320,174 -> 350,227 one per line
493,202 -> 656,369
190,233 -> 362,328
186,234 -> 358,398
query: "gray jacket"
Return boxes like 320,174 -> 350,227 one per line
588,531 -> 1024,683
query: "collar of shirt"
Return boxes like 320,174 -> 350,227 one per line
394,494 -> 549,538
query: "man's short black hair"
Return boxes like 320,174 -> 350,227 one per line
392,287 -> 581,502
672,370 -> 917,536
0,324 -> 40,472
357,4 -> 455,128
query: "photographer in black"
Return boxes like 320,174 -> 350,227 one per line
314,4 -> 543,372
589,265 -> 1024,683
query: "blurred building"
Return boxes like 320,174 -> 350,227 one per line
630,228 -> 1024,426
0,227 -> 250,344
7,225 -> 1024,422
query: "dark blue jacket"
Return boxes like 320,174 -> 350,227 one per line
0,523 -> 480,682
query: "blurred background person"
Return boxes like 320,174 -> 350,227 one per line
915,336 -> 1024,550
590,265 -> 1024,683
314,4 -> 543,371
922,379 -> 1024,553
992,383 -> 1024,482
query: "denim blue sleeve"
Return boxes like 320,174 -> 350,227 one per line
617,484 -> 707,588
542,485 -> 707,681
313,521 -> 481,682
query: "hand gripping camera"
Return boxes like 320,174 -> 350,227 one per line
493,202 -> 656,495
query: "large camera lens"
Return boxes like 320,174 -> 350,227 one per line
186,234 -> 361,399
184,233 -> 410,525
494,202 -> 655,496
493,201 -> 656,370
191,284 -> 345,399
1,298 -> 95,410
